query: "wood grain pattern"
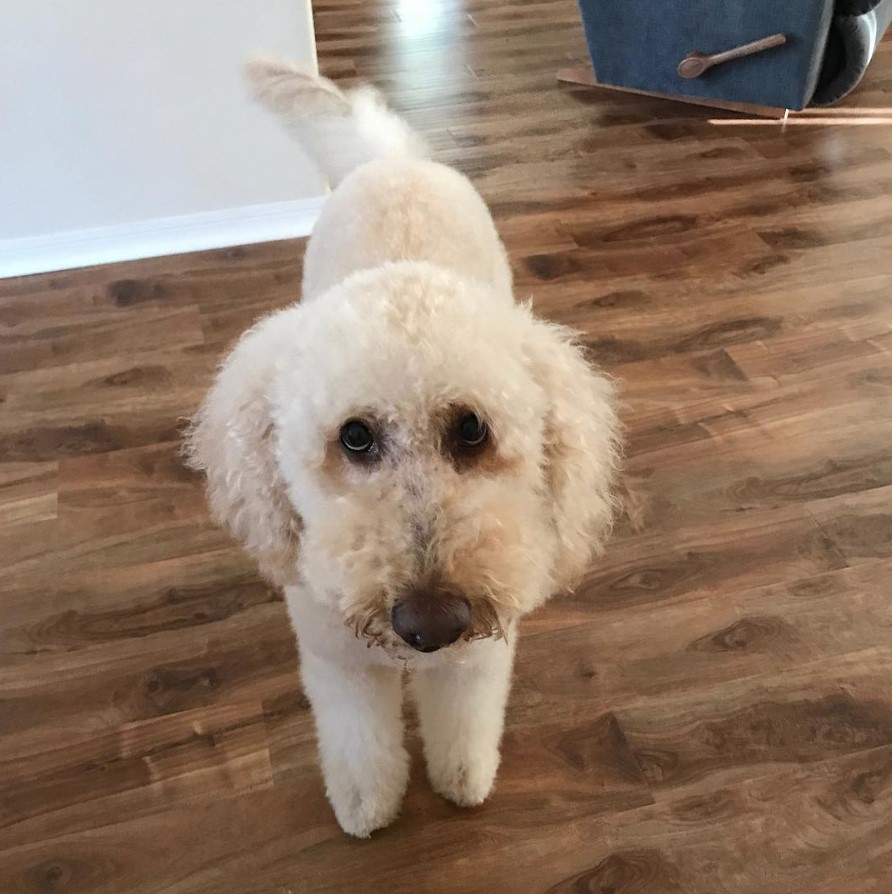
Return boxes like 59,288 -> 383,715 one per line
2,1 -> 892,891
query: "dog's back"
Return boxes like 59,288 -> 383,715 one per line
246,59 -> 513,303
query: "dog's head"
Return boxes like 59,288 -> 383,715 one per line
187,263 -> 618,654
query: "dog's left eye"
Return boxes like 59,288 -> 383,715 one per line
340,419 -> 376,454
456,412 -> 488,448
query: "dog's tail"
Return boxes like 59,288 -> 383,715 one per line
245,58 -> 428,186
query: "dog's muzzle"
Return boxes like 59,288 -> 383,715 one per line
390,587 -> 471,653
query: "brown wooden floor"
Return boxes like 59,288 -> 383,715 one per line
3,2 -> 892,892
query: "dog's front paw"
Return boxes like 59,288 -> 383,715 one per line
326,756 -> 409,838
329,787 -> 401,838
426,747 -> 500,807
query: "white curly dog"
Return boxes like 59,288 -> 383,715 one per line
187,60 -> 620,838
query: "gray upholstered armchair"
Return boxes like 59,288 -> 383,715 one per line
565,0 -> 892,111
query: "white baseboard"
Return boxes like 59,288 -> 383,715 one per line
0,195 -> 327,279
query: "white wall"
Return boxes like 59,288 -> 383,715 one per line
0,0 -> 325,274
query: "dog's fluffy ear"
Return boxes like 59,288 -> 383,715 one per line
524,318 -> 621,592
186,310 -> 302,586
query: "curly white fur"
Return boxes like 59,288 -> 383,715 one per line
187,60 -> 620,838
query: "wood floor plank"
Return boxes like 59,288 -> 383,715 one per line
0,547 -> 265,649
0,700 -> 273,850
0,462 -> 58,529
517,560 -> 892,711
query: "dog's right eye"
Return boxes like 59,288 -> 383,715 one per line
340,420 -> 375,455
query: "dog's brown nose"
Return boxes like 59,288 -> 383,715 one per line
391,589 -> 471,653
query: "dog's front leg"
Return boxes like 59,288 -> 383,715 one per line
300,648 -> 409,837
410,633 -> 517,807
